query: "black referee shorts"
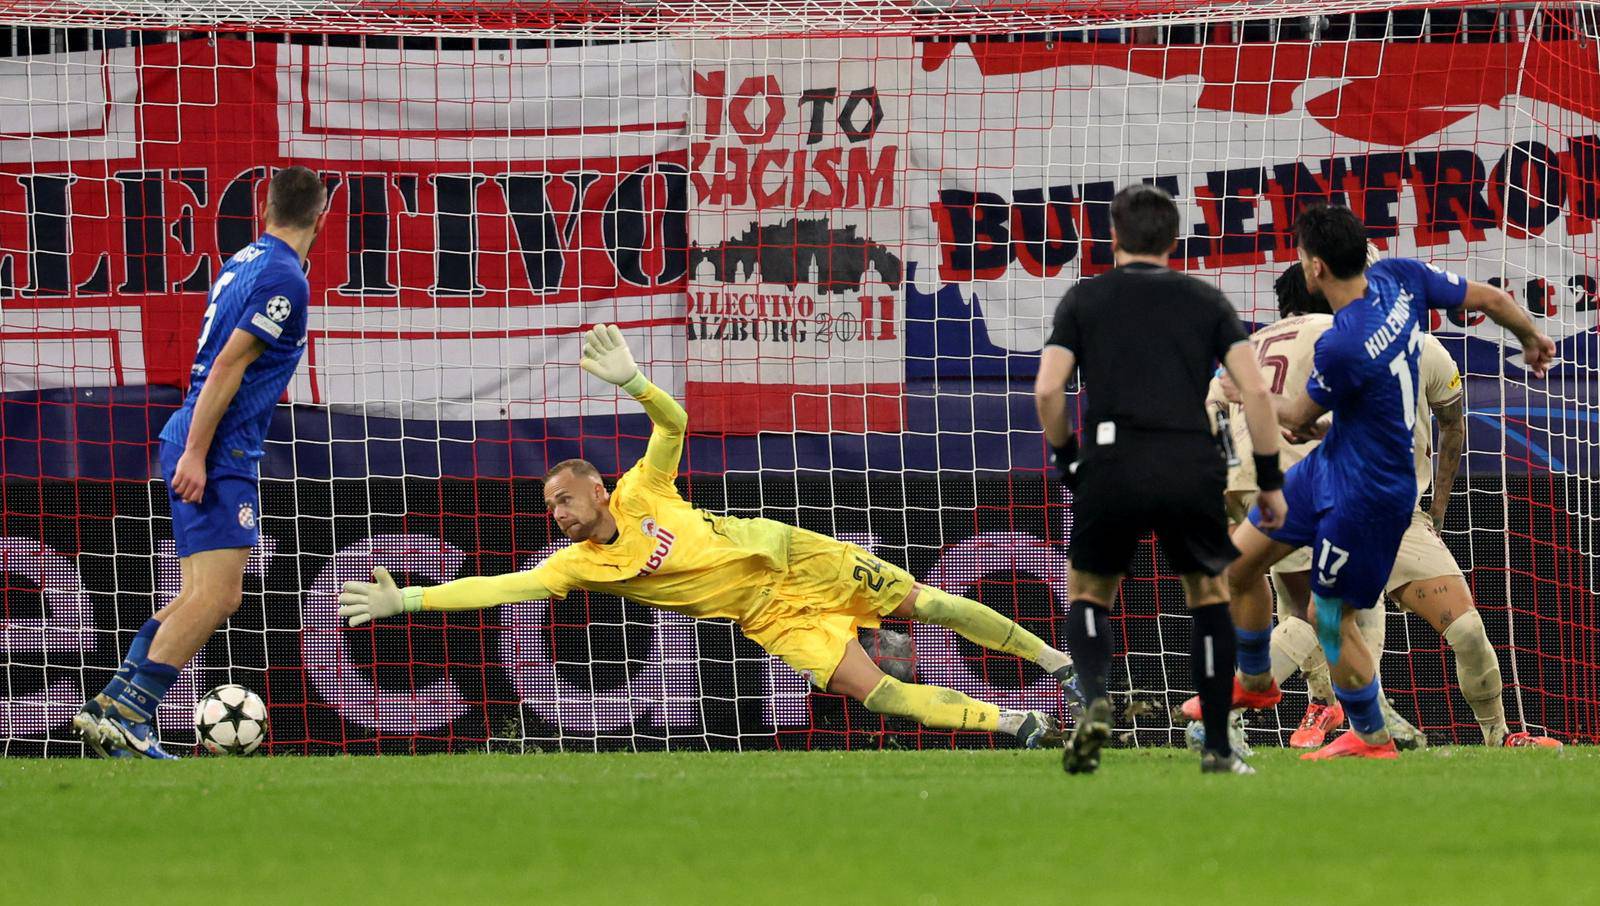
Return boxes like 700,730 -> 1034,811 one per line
1068,432 -> 1238,578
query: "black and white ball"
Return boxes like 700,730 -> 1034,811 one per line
194,684 -> 268,755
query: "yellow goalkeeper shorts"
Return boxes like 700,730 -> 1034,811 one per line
739,528 -> 916,690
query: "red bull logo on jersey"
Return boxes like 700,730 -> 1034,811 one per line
639,527 -> 677,577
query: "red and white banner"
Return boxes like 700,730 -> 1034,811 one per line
680,38 -> 911,433
5,38 -> 1599,418
906,39 -> 1600,356
0,40 -> 691,420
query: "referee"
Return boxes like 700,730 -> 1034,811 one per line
1033,184 -> 1287,775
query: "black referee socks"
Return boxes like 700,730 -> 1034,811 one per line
1189,603 -> 1237,757
1064,601 -> 1113,704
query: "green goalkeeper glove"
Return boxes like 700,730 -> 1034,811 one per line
578,323 -> 641,387
338,567 -> 423,627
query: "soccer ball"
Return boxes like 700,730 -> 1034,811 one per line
194,684 -> 268,755
1184,712 -> 1252,758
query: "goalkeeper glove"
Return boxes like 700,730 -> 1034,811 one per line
1050,433 -> 1081,490
578,323 -> 641,387
339,567 -> 423,627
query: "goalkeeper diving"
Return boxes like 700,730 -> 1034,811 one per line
340,325 -> 1077,745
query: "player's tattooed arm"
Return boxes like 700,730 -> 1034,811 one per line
1429,396 -> 1467,530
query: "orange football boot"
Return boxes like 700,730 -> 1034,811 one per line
1301,730 -> 1400,761
1180,677 -> 1283,720
1289,701 -> 1345,749
1503,731 -> 1563,750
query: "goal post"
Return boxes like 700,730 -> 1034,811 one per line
0,3 -> 1596,755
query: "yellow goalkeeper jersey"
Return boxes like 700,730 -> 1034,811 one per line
418,377 -> 792,622
526,459 -> 792,620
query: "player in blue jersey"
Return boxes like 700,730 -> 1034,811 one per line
1221,205 -> 1555,760
72,166 -> 327,758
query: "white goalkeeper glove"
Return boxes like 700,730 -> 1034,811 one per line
338,567 -> 423,627
578,323 -> 641,387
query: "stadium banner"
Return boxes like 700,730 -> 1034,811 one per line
0,39 -> 693,419
679,38 -> 912,434
1,472 -> 1592,756
904,39 -> 1600,378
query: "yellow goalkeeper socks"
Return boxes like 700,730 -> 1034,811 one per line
912,586 -> 1072,674
862,676 -> 1001,731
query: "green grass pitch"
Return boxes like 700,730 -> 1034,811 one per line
4,747 -> 1598,905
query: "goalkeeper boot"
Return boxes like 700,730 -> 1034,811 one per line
1062,697 -> 1112,775
1016,712 -> 1063,749
99,702 -> 177,760
1503,731 -> 1563,750
1288,700 -> 1345,749
1052,663 -> 1085,723
1199,751 -> 1256,775
1180,676 -> 1283,721
1300,730 -> 1399,761
1379,696 -> 1426,751
72,696 -> 130,759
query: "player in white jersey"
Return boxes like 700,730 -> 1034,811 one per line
1196,254 -> 1561,750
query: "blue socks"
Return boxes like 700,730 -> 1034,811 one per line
1235,626 -> 1273,676
112,660 -> 180,722
1334,676 -> 1385,734
101,618 -> 161,702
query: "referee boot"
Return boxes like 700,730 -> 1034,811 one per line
1199,751 -> 1255,775
1062,698 -> 1112,775
1179,676 -> 1282,721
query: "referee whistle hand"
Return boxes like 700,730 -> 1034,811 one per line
339,567 -> 403,628
1255,489 -> 1288,531
171,451 -> 208,504
578,323 -> 641,386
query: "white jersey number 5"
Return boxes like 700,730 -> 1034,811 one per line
196,271 -> 236,351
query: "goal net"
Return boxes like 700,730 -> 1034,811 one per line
1,2 -> 1595,755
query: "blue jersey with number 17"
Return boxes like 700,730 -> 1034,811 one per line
1303,257 -> 1468,517
158,233 -> 310,478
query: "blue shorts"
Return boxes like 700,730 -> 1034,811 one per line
159,442 -> 260,558
1248,457 -> 1410,609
